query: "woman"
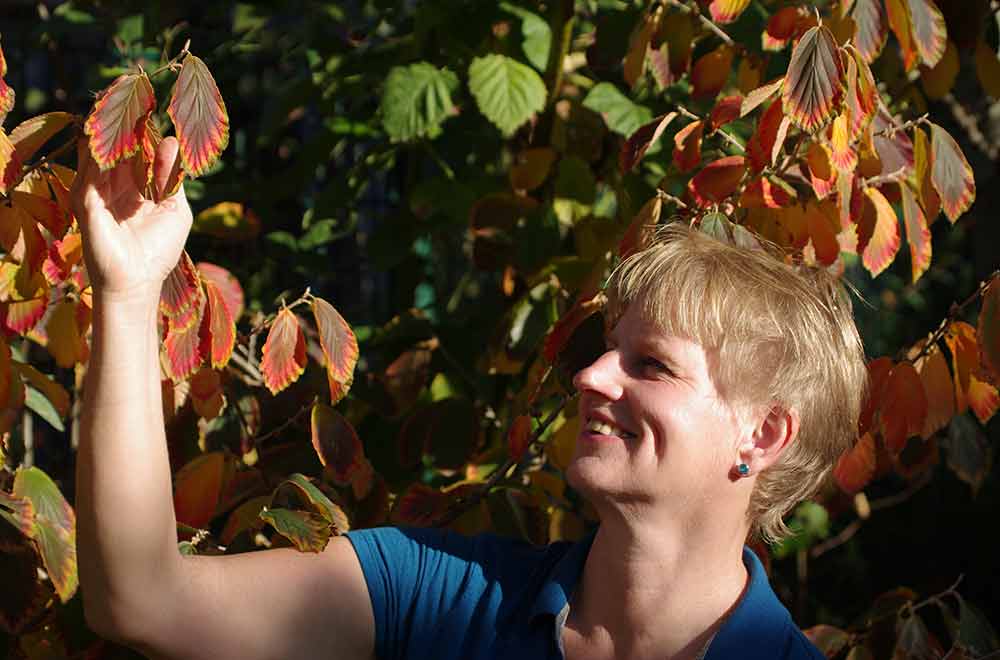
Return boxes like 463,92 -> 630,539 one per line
74,136 -> 866,660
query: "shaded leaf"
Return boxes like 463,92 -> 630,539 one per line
748,100 -> 787,172
871,104 -> 914,177
894,611 -> 941,660
852,0 -> 888,62
261,307 -> 307,395
380,62 -> 459,142
618,195 -> 662,260
392,483 -> 449,527
220,495 -> 268,545
620,112 -> 676,172
958,599 -> 1000,655
944,321 -> 979,414
582,82 -> 653,137
968,375 -> 999,424
763,7 -> 805,51
192,201 -> 261,240
511,147 -> 557,190
260,507 -> 332,553
709,95 -> 742,130
944,414 -> 991,493
886,0 -> 919,71
13,466 -> 78,603
468,54 -> 547,137
907,0 -> 947,68
0,489 -> 34,537
15,363 -> 69,421
975,40 -> 1000,98
0,40 -> 13,127
0,129 -> 19,195
311,402 -> 365,485
189,367 -> 225,420
167,54 -> 229,177
782,26 -> 844,132
173,452 -> 227,529
691,45 -> 734,99
42,299 -> 81,369
623,13 -> 655,88
881,361 -> 928,452
834,432 -> 877,494
861,187 -> 900,277
688,155 -> 746,207
915,347 -> 955,438
978,278 -> 1000,386
0,544 -> 47,636
84,72 -> 156,170
920,40 -> 958,100
672,120 -> 703,173
508,414 -> 532,460
929,122 -> 975,223
274,473 -> 349,533
804,624 -> 851,658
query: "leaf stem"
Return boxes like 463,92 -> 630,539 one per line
149,40 -> 191,79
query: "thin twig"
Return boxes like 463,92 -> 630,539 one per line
10,129 -> 82,190
908,272 -> 999,364
872,113 -> 928,139
249,401 -> 314,445
675,104 -> 745,153
656,188 -> 688,209
862,166 -> 907,188
662,0 -> 736,48
149,39 -> 191,78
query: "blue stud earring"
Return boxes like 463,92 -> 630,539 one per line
737,463 -> 750,477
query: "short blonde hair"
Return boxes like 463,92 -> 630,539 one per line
604,222 -> 867,542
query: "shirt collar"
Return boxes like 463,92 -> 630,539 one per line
529,531 -> 596,620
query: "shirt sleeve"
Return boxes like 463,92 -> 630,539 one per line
346,526 -> 483,660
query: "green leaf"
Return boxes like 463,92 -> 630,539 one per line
12,467 -> 77,603
582,82 -> 653,137
25,386 -> 64,432
260,506 -> 332,553
380,62 -> 459,142
273,473 -> 349,533
500,3 -> 552,71
468,54 -> 547,137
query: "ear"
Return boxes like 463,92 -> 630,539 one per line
741,405 -> 799,473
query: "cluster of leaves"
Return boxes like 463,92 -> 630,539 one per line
1,0 -> 999,658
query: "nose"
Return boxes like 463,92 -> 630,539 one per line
573,349 -> 625,401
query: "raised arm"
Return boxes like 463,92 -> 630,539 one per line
72,137 -> 374,660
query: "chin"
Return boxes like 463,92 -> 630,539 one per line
565,455 -> 621,502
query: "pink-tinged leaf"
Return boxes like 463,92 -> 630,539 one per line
167,55 -> 229,177
10,190 -> 67,239
851,0 -> 888,62
763,7 -> 806,51
311,402 -> 365,485
12,466 -> 78,603
163,299 -> 206,382
709,0 -> 751,24
648,45 -> 673,90
9,113 -> 75,166
83,73 -> 156,171
740,77 -> 783,117
845,52 -> 878,142
834,433 -> 877,495
312,297 -> 358,405
199,278 -> 235,369
861,187 -> 900,277
261,307 -> 306,395
0,129 -> 21,194
899,184 -> 931,283
0,490 -> 34,537
907,0 -> 946,67
739,176 -> 795,208
160,251 -> 204,322
709,95 -> 741,130
690,45 -> 734,99
173,452 -> 227,530
870,104 -> 914,177
747,100 -> 785,172
969,376 -> 999,425
688,156 -> 746,207
979,277 -> 1000,387
620,112 -> 677,172
885,0 -> 919,71
829,113 -> 857,173
672,120 -> 704,173
782,26 -> 844,133
929,122 -> 975,223
196,262 -> 244,321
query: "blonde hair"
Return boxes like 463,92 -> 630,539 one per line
604,222 -> 867,542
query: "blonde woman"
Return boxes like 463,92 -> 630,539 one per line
74,137 -> 866,660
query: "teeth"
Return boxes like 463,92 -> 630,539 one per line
585,419 -> 633,438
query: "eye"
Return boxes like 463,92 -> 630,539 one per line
638,355 -> 670,374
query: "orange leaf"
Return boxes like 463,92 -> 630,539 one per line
762,7 -> 805,51
914,346 -> 954,439
912,127 -> 940,223
851,0 -> 888,63
311,402 -> 365,485
167,55 -> 229,177
747,100 -> 786,172
261,307 -> 306,395
173,452 -> 227,529
189,367 -> 225,420
899,184 -> 931,283
691,45 -> 733,99
968,376 -> 999,425
709,95 -> 741,130
736,56 -> 763,94
907,0 -> 946,68
312,297 -> 358,405
9,112 -> 74,166
845,52 -> 878,142
199,278 -> 236,369
11,189 -> 67,240
885,0 -> 918,71
860,356 -> 894,436
781,26 -> 844,132
806,202 -> 839,266
805,142 -> 836,200
623,13 -> 656,88
0,128 -> 19,194
672,120 -> 703,173
943,321 -> 978,414
829,113 -> 857,173
197,262 -> 244,321
861,187 -> 900,277
834,432 -> 877,495
84,73 -> 156,171
929,122 -> 975,223
1,297 -> 48,335
880,361 -> 927,453
978,277 -> 1000,386
508,414 -> 532,459
709,0 -> 751,24
511,147 -> 557,190
740,176 -> 794,209
688,156 -> 746,207
620,112 -> 677,172
44,300 -> 81,369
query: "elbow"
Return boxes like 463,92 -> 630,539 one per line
81,585 -> 161,649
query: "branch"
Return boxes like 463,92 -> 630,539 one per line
872,113 -> 928,138
149,39 -> 191,78
662,0 -> 736,48
9,128 -> 83,191
675,104 -> 745,153
656,188 -> 688,209
907,271 -> 999,364
862,166 -> 907,189
248,400 -> 314,445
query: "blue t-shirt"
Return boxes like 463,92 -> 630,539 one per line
346,526 -> 824,660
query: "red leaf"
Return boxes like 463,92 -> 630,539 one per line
618,194 -> 663,260
851,0 -> 888,63
173,452 -> 227,529
163,298 -> 206,382
160,251 -> 203,322
944,321 -> 978,414
781,26 -> 844,132
189,367 -> 225,420
261,307 -> 306,395
907,0 -> 946,67
978,277 -> 1000,386
167,55 -> 230,177
620,112 -> 677,172
880,361 -> 928,452
690,45 -> 733,99
672,120 -> 704,173
199,278 -> 235,369
508,414 -> 532,460
543,292 -> 605,363
762,7 -> 807,51
915,346 -> 955,438
9,112 -> 74,165
861,187 -> 900,277
1,298 -> 48,335
739,176 -> 794,209
312,297 -> 358,405
709,95 -> 742,130
709,0 -> 751,24
311,402 -> 365,485
929,122 -> 975,223
688,156 -> 746,207
393,483 -> 448,527
747,100 -> 785,172
83,73 -> 156,171
834,433 -> 877,494
197,262 -> 244,321
899,183 -> 931,283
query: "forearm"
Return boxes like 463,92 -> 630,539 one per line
76,290 -> 180,637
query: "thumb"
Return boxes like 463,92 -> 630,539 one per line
70,138 -> 116,236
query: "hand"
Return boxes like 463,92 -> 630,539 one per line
70,136 -> 193,303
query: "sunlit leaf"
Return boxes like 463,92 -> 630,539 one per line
782,26 -> 844,132
163,299 -> 205,382
199,278 -> 235,369
311,402 -> 365,485
672,120 -> 703,173
929,122 -> 975,223
907,0 -> 946,67
978,277 -> 1000,386
167,54 -> 229,177
915,346 -> 955,438
899,184 -> 930,283
709,95 -> 741,130
741,78 -> 783,118
861,187 -> 900,277
43,300 -> 81,369
160,251 -> 203,322
84,72 -> 155,170
691,45 -> 734,99
582,82 -> 653,137
9,112 -> 74,165
885,0 -> 918,71
829,113 -> 857,173
261,307 -> 307,395
197,262 -> 244,321
173,451 -> 227,530
312,297 -> 358,405
13,467 -> 77,603
845,52 -> 878,142
740,177 -> 794,209
499,3 -> 551,71
709,0 -> 751,23
805,142 -> 836,200
969,376 -> 999,425
380,62 -> 459,142
851,0 -> 888,62
468,54 -> 547,138
834,432 -> 877,494
688,156 -> 746,207
511,147 -> 557,190
620,112 -> 676,172
192,201 -> 261,241
10,190 -> 68,239
260,507 -> 332,553
920,40 -> 958,100
763,7 -> 804,51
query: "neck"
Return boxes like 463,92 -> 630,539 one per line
569,506 -> 750,660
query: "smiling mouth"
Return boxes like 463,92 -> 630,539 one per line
584,418 -> 637,439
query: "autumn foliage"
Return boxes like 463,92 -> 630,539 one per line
1,1 -> 999,658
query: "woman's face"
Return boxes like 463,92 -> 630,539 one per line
567,303 -> 752,516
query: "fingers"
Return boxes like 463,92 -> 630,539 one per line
70,138 -> 108,220
153,136 -> 184,202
